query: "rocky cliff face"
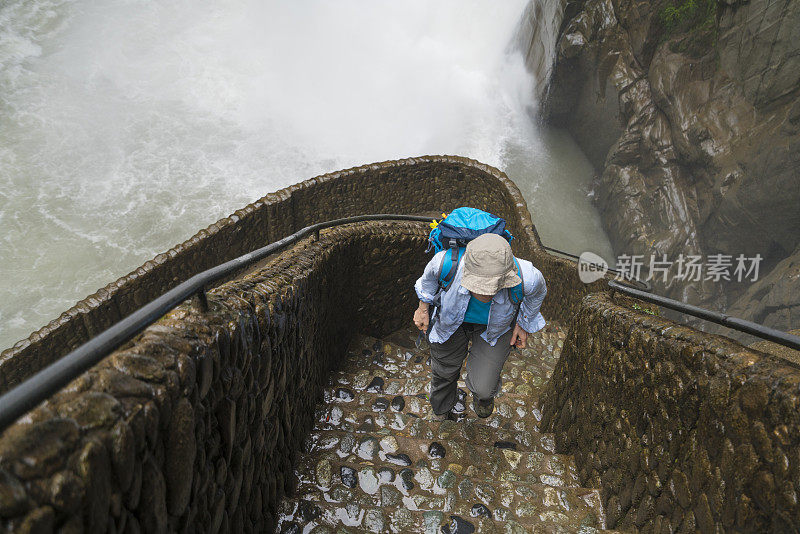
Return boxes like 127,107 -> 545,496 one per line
542,0 -> 800,330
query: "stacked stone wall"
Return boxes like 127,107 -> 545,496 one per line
541,292 -> 800,532
0,222 -> 429,532
0,156 -> 594,392
0,156 -> 609,533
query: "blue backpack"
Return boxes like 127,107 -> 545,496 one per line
427,207 -> 524,305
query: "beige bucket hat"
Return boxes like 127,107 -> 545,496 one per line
460,233 -> 522,295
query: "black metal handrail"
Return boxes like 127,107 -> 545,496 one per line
2,215 -> 797,433
0,214 -> 432,432
542,245 -> 652,292
608,279 -> 800,352
542,246 -> 799,352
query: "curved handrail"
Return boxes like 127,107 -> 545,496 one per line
542,245 -> 652,292
0,214 -> 431,432
608,279 -> 800,352
543,244 -> 799,351
2,214 -> 797,432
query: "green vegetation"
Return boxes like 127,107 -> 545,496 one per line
660,0 -> 717,36
659,0 -> 719,56
632,302 -> 660,316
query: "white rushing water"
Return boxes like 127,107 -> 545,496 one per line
0,0 -> 613,351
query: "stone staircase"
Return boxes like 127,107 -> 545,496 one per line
276,323 -> 613,533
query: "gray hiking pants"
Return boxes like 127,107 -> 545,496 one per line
428,322 -> 513,415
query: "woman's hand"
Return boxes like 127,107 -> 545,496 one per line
414,302 -> 430,332
510,324 -> 529,348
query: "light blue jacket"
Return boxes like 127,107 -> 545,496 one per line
414,250 -> 547,346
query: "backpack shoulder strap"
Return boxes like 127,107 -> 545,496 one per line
438,244 -> 465,291
509,257 -> 524,306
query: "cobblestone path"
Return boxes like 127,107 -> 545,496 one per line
276,323 -> 614,533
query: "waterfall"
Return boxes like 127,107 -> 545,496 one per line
514,0 -> 567,101
0,0 -> 612,352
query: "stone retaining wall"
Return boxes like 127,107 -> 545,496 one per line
0,156 -> 596,392
0,155 -> 608,533
0,222 -> 429,533
541,292 -> 800,533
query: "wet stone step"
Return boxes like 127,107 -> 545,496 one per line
292,480 -> 603,528
275,323 -> 615,534
344,337 -> 561,385
310,408 -> 556,454
382,323 -> 566,355
362,324 -> 565,359
316,402 -> 547,439
295,431 -> 579,486
321,387 -> 544,428
277,481 -> 605,533
330,359 -> 550,403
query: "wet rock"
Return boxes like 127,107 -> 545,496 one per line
94,368 -> 152,398
138,455 -> 167,534
380,485 -> 402,507
423,511 -> 443,532
49,471 -> 85,512
470,504 -> 492,518
391,396 -> 406,412
393,508 -> 414,529
379,436 -> 399,454
217,396 -> 236,462
399,468 -> 415,491
475,483 -> 496,504
18,506 -> 55,533
358,467 -> 379,495
366,377 -> 384,393
338,434 -> 356,456
458,479 -> 474,500
377,467 -> 395,484
364,509 -> 386,532
0,419 -> 80,479
329,486 -> 353,502
437,470 -> 456,489
428,442 -> 446,459
165,397 -> 195,517
493,441 -> 517,451
386,453 -> 412,466
110,421 -> 135,493
316,459 -> 332,488
0,468 -> 29,516
296,500 -> 320,521
356,417 -> 376,433
357,437 -> 379,460
77,440 -> 112,532
372,397 -> 390,412
340,466 -> 357,488
441,515 -> 475,534
502,450 -> 522,470
327,406 -> 343,426
415,467 -> 435,491
344,501 -> 361,522
334,388 -> 355,402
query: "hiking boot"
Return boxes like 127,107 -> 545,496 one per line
472,397 -> 494,418
431,409 -> 455,422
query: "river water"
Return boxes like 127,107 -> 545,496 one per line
0,0 -> 613,351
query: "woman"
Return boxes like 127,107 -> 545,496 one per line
413,233 -> 547,420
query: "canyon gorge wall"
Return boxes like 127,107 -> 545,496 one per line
540,0 -> 800,332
